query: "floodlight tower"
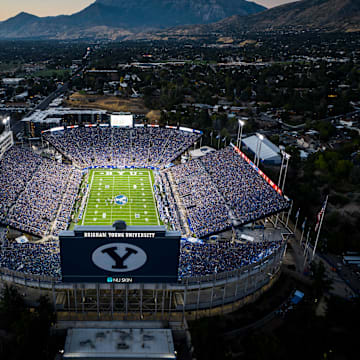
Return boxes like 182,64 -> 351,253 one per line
2,116 -> 11,132
275,149 -> 291,228
278,145 -> 286,187
237,119 -> 245,149
255,133 -> 264,167
281,151 -> 291,192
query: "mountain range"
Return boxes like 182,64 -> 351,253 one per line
0,0 -> 359,41
145,0 -> 360,40
0,0 -> 265,40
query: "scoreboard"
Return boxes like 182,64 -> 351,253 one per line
59,222 -> 181,283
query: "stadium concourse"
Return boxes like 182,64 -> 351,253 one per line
0,125 -> 289,282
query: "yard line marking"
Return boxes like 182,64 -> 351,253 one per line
110,173 -> 114,224
148,171 -> 160,225
128,174 -> 132,225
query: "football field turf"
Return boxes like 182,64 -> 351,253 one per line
81,169 -> 160,226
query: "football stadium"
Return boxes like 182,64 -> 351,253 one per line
0,122 -> 291,320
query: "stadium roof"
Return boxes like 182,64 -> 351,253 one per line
242,135 -> 281,165
64,328 -> 176,360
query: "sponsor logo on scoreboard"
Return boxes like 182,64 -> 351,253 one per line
92,243 -> 147,272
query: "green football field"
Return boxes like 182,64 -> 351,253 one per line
81,169 -> 160,226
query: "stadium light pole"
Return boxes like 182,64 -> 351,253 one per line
254,138 -> 259,164
281,152 -> 291,192
254,133 -> 262,165
280,150 -> 291,221
275,149 -> 290,228
2,116 -> 10,132
256,133 -> 264,167
237,119 -> 245,149
278,145 -> 286,187
285,199 -> 292,228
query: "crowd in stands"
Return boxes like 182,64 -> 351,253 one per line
44,127 -> 200,169
50,169 -> 83,236
201,147 -> 289,224
178,239 -> 282,279
0,238 -> 61,279
0,146 -> 82,237
167,146 -> 289,238
169,160 -> 231,237
0,147 -> 42,223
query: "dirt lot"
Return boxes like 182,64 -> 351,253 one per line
65,93 -> 154,116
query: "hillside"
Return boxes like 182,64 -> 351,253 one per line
0,0 -> 266,40
142,0 -> 360,40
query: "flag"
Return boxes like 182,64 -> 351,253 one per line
210,131 -> 213,137
295,208 -> 300,219
222,136 -> 226,142
315,201 -> 326,232
216,134 -> 221,139
301,218 -> 307,231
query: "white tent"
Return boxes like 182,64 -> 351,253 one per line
242,135 -> 281,165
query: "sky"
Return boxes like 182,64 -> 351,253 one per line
0,0 -> 298,21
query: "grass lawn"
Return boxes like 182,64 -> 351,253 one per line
81,169 -> 160,226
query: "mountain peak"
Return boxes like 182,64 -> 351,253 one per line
9,12 -> 38,20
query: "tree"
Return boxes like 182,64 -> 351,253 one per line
310,261 -> 333,297
0,285 -> 26,329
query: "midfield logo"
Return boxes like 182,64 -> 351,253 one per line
92,243 -> 147,272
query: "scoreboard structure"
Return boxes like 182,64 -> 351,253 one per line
59,221 -> 181,284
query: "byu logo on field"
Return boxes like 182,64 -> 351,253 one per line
115,195 -> 128,205
92,243 -> 147,272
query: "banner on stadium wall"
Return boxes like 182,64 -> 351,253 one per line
165,125 -> 177,129
67,125 -> 79,129
179,126 -> 193,133
49,126 -> 64,133
230,143 -> 283,196
135,124 -> 145,128
147,124 -> 160,128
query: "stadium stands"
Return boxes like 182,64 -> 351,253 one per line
0,233 -> 281,282
0,146 -> 82,237
43,127 -> 201,168
168,159 -> 231,237
0,147 -> 42,223
201,147 -> 289,224
0,238 -> 61,279
178,239 -> 282,279
166,146 -> 289,238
